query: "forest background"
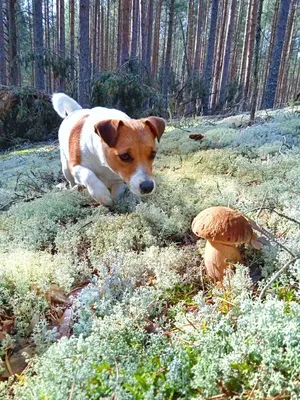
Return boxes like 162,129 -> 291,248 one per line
0,0 -> 299,122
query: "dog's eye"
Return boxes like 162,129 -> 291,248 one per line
149,151 -> 156,160
118,153 -> 133,162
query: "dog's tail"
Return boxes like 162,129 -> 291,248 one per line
52,93 -> 82,119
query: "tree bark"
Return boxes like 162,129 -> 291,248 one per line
92,0 -> 99,75
162,0 -> 175,109
105,0 -> 110,69
121,0 -> 130,65
262,0 -> 291,109
101,4 -> 105,70
140,0 -> 147,65
117,0 -> 122,67
0,0 -> 7,85
146,0 -> 154,72
243,0 -> 258,109
131,0 -> 139,58
70,0 -> 75,81
59,0 -> 65,90
186,0 -> 195,75
211,0 -> 229,112
275,0 -> 296,106
193,0 -> 203,74
45,0 -> 52,91
219,0 -> 237,109
202,0 -> 219,115
152,0 -> 163,77
8,0 -> 18,86
33,0 -> 45,90
230,0 -> 244,81
78,0 -> 90,106
239,0 -> 252,88
250,0 -> 264,122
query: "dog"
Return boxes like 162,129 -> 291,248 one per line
52,93 -> 165,207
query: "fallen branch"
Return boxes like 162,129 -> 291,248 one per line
259,256 -> 300,300
248,206 -> 300,227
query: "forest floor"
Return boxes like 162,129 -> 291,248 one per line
0,107 -> 300,399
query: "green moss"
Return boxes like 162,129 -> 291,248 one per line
2,109 -> 300,398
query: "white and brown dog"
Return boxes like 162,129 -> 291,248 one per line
52,93 -> 165,207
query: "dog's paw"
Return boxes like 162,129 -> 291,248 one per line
56,182 -> 68,190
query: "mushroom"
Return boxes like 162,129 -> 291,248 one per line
191,206 -> 261,282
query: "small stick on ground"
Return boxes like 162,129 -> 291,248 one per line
259,256 -> 300,300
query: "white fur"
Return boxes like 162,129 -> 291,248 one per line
52,93 -> 82,118
53,94 -> 137,206
129,168 -> 155,196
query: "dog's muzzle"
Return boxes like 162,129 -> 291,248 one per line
140,180 -> 154,194
129,169 -> 155,196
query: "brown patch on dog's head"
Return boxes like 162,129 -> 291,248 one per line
94,117 -> 165,194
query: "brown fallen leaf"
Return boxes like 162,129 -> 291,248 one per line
189,134 -> 205,141
0,346 -> 35,379
1,319 -> 14,334
45,284 -> 71,306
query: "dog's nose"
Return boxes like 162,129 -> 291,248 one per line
140,180 -> 154,194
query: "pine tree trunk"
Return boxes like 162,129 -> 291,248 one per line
161,5 -> 168,71
92,0 -> 99,75
59,0 -> 65,90
200,0 -> 211,72
262,0 -> 291,109
275,0 -> 296,106
33,0 -> 45,90
111,0 -> 116,69
239,0 -> 252,88
45,0 -> 52,92
121,0 -> 130,65
105,0 -> 110,69
8,0 -> 18,85
96,3 -> 101,69
162,0 -> 175,109
186,0 -> 195,75
152,0 -> 163,78
146,0 -> 154,72
70,0 -> 75,81
219,0 -> 237,109
78,0 -> 90,106
117,0 -> 122,67
101,4 -> 105,70
202,0 -> 219,115
131,0 -> 139,58
140,0 -> 148,65
243,0 -> 258,110
250,0 -> 264,122
193,0 -> 203,74
260,0 -> 279,107
230,0 -> 244,81
0,0 -> 7,85
211,0 -> 229,112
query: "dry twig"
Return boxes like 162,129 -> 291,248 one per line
259,256 -> 300,300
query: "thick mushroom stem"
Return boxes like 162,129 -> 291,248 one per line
204,240 -> 242,282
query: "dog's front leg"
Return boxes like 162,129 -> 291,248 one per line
111,182 -> 127,200
72,165 -> 113,207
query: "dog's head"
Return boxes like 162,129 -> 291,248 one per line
94,117 -> 165,196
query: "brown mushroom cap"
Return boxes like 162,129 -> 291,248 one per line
191,206 -> 254,245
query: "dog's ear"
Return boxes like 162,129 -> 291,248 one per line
94,120 -> 124,147
144,117 -> 166,142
